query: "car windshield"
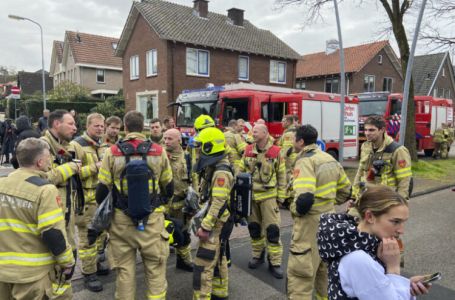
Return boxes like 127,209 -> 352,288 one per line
176,101 -> 217,127
359,100 -> 388,116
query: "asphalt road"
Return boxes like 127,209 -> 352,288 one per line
73,187 -> 455,299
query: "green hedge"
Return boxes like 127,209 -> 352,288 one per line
24,100 -> 100,122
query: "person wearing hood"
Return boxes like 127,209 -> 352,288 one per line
192,127 -> 234,300
11,115 -> 41,169
287,124 -> 351,300
318,185 -> 431,300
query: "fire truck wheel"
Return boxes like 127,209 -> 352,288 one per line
327,149 -> 339,161
424,149 -> 434,157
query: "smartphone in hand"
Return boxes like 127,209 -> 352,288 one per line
421,272 -> 441,284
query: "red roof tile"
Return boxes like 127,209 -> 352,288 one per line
53,40 -> 64,63
296,40 -> 390,78
66,31 -> 122,68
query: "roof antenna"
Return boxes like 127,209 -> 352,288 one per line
76,32 -> 81,43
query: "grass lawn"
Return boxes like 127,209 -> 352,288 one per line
345,158 -> 455,183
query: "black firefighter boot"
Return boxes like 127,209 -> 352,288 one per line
84,273 -> 103,292
248,250 -> 265,269
268,258 -> 284,279
176,256 -> 194,272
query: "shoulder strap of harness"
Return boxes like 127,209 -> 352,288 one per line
117,140 -> 136,163
136,140 -> 153,160
73,136 -> 90,147
215,163 -> 234,176
266,145 -> 281,159
26,176 -> 51,186
384,141 -> 401,154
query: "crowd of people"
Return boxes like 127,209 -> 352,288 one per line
0,108 -> 442,300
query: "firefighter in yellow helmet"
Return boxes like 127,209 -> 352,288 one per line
97,111 -> 174,300
287,125 -> 351,299
238,124 -> 287,279
0,138 -> 75,299
69,113 -> 109,292
192,127 -> 234,300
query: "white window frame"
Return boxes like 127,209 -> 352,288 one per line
364,75 -> 375,92
186,48 -> 210,77
238,56 -> 249,81
383,77 -> 393,92
378,55 -> 383,64
269,60 -> 286,84
96,69 -> 105,83
442,68 -> 446,77
146,49 -> 158,77
130,55 -> 139,80
325,78 -> 339,93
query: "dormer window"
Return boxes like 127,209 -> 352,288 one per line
112,42 -> 118,50
378,55 -> 383,64
442,68 -> 445,77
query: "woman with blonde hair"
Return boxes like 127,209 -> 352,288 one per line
318,185 -> 431,300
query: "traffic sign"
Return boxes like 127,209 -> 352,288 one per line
11,86 -> 20,94
316,139 -> 326,151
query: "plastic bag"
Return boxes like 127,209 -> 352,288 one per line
91,193 -> 114,231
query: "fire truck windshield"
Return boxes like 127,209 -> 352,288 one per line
359,99 -> 388,116
176,101 -> 217,127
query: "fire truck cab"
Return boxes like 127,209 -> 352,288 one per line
357,92 -> 453,156
175,83 -> 359,160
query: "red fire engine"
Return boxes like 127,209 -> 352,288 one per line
174,83 -> 359,160
356,92 -> 453,156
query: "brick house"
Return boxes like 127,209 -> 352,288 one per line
49,31 -> 123,99
412,52 -> 455,100
296,40 -> 403,95
115,0 -> 300,121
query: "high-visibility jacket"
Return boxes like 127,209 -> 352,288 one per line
291,144 -> 351,216
98,132 -> 173,214
101,133 -> 121,147
353,133 -> 412,200
0,169 -> 74,284
199,156 -> 234,231
238,138 -> 287,201
277,126 -> 297,195
166,146 -> 190,210
70,132 -> 108,203
433,127 -> 445,143
224,127 -> 247,170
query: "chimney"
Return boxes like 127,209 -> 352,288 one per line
325,39 -> 339,55
193,0 -> 209,18
227,8 -> 244,26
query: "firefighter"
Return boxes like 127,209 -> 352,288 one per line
238,124 -> 287,278
353,115 -> 412,201
97,111 -> 173,300
41,109 -> 81,299
150,118 -> 165,146
192,127 -> 234,300
0,138 -> 75,299
441,123 -> 450,159
447,123 -> 454,150
70,113 -> 109,292
432,124 -> 444,159
103,116 -> 122,147
224,119 -> 247,172
287,125 -> 351,300
163,128 -> 194,271
277,114 -> 298,208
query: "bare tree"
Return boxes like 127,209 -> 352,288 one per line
276,0 -> 419,160
421,0 -> 455,51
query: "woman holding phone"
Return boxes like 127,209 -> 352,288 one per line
317,185 -> 431,300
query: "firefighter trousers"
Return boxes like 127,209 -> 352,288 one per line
0,273 -> 52,300
287,213 -> 328,300
169,204 -> 193,264
76,201 -> 98,274
108,210 -> 169,300
193,221 -> 229,300
248,198 -> 283,266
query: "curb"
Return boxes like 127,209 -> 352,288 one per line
411,183 -> 455,198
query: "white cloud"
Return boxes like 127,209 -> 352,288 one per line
0,0 -> 451,73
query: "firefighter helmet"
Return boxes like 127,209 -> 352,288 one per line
194,127 -> 225,156
194,114 -> 215,132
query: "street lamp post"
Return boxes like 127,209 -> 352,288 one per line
8,14 -> 46,110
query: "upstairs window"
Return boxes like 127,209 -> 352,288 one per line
130,55 -> 139,80
364,75 -> 375,92
378,54 -> 383,64
383,77 -> 393,92
325,78 -> 339,93
270,60 -> 286,84
186,48 -> 209,76
96,69 -> 105,83
238,56 -> 249,80
146,49 -> 158,76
